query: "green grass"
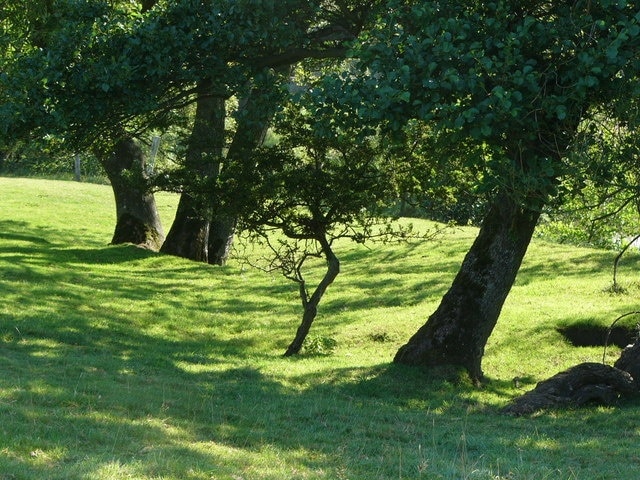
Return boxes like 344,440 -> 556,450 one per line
1,177 -> 640,479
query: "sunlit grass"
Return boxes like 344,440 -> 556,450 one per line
1,177 -> 640,479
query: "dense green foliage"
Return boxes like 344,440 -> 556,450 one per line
2,178 -> 640,479
3,1 -> 639,227
231,93 -> 398,240
331,0 -> 640,207
539,110 -> 640,249
0,1 -> 372,149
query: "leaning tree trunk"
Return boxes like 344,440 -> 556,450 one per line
206,75 -> 283,266
284,236 -> 340,356
394,192 -> 542,383
101,137 -> 164,251
161,84 -> 225,262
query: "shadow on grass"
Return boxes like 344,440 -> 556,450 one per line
516,247 -> 637,287
3,219 -> 640,478
4,327 -> 640,479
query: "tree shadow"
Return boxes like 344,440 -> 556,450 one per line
515,248 -> 637,287
3,302 -> 640,479
3,215 -> 640,478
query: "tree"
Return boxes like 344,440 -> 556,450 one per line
227,91 -> 414,355
0,0 -> 166,250
338,0 -> 640,382
100,136 -> 164,250
7,0 -> 378,261
159,71 -> 284,264
156,1 -> 380,264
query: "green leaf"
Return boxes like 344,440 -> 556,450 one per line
397,91 -> 410,103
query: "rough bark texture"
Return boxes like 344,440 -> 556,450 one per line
394,193 -> 541,383
503,362 -> 638,416
161,87 -> 224,262
161,195 -> 211,262
162,77 -> 277,264
208,216 -> 237,266
284,238 -> 340,356
101,137 -> 164,251
614,342 -> 640,389
207,80 -> 282,265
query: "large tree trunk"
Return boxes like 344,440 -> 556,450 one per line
205,75 -> 284,265
101,137 -> 164,251
208,216 -> 237,266
394,192 -> 541,383
163,72 -> 285,264
161,85 -> 225,262
161,194 -> 211,261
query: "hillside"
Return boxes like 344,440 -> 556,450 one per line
1,177 -> 639,479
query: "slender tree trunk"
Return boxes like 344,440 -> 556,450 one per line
394,192 -> 541,383
284,237 -> 340,356
101,137 -> 164,251
161,84 -> 225,262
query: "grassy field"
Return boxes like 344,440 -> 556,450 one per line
1,177 -> 639,480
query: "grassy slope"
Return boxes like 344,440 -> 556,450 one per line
1,177 -> 639,480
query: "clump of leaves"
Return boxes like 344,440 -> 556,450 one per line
301,336 -> 338,355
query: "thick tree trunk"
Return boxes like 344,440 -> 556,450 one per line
394,193 -> 541,383
284,238 -> 340,356
206,78 -> 282,265
161,85 -> 225,262
101,137 -> 164,251
163,72 -> 284,264
161,194 -> 210,261
208,216 -> 237,265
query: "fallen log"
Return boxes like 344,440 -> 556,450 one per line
502,362 -> 638,416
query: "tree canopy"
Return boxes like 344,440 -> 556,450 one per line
335,0 -> 640,205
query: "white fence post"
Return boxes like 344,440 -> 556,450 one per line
148,136 -> 161,174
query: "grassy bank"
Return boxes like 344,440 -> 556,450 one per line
1,177 -> 639,479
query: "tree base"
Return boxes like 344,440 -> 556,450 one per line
111,213 -> 164,251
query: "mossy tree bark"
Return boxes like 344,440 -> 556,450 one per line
394,192 -> 541,383
101,137 -> 164,251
